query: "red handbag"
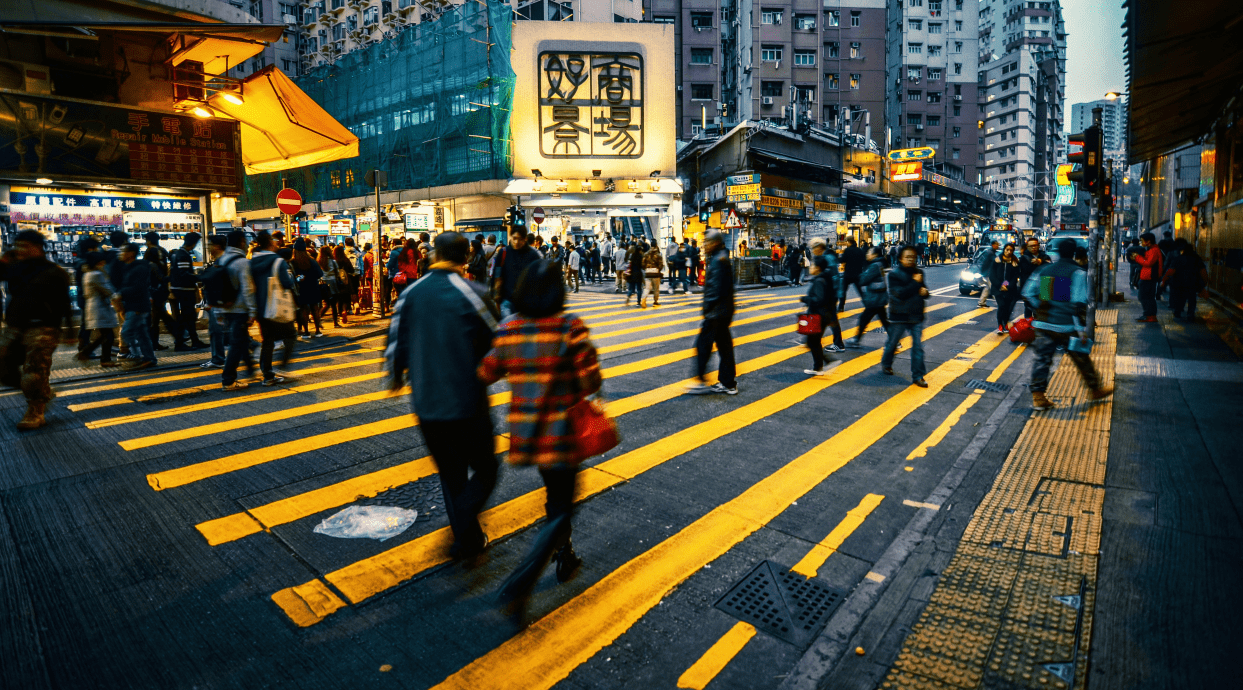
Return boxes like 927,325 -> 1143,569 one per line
796,313 -> 823,335
1008,317 -> 1036,344
567,397 -> 620,461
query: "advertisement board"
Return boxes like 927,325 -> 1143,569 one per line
330,219 -> 354,235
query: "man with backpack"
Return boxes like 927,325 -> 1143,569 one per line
249,231 -> 297,385
168,232 -> 208,351
205,230 -> 257,391
199,236 -> 228,369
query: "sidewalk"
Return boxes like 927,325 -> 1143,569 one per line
50,311 -> 392,383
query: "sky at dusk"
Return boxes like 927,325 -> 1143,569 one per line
1061,0 -> 1128,112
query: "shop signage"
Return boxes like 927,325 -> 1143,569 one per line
403,213 -> 431,230
1055,164 -> 1076,187
1200,145 -> 1216,200
306,220 -> 330,235
891,161 -> 923,182
901,196 -> 922,208
888,146 -> 936,162
813,201 -> 846,212
0,92 -> 243,194
727,173 -> 759,186
850,210 -> 878,224
8,186 -> 200,225
330,219 -> 354,235
1055,183 -> 1076,206
735,201 -> 755,213
879,207 -> 907,224
726,183 -> 760,202
537,51 -> 644,158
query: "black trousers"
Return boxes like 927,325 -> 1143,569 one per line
149,297 -> 181,345
694,317 -> 736,387
854,305 -> 890,339
498,466 -> 576,600
257,318 -> 296,380
995,289 -> 1020,327
171,291 -> 203,344
420,411 -> 499,554
88,329 -> 115,363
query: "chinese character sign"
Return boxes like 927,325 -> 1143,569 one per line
538,52 -> 644,159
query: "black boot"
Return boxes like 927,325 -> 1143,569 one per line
553,541 -> 581,583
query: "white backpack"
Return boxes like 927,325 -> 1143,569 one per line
264,258 -> 296,323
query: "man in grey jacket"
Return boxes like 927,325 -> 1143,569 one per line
387,231 -> 499,561
220,230 -> 257,391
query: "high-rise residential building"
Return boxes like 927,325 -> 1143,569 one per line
223,1 -> 302,79
977,0 -> 1065,230
298,0 -> 641,74
886,0 -> 981,182
1071,98 -> 1126,158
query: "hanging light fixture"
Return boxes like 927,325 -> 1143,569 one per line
192,106 -> 214,118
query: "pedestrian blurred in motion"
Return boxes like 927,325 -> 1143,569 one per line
250,232 -> 298,385
686,229 -> 738,395
492,228 -> 542,317
643,244 -> 663,306
0,230 -> 72,430
118,243 -> 157,370
388,231 -> 500,564
837,237 -> 866,311
478,259 -> 602,618
566,241 -> 581,293
801,254 -> 838,376
976,239 -> 1000,308
846,246 -> 891,348
1022,238 -> 1113,411
991,243 -> 1022,335
1018,238 -> 1051,320
808,237 -> 846,354
613,241 -> 628,293
1162,238 -> 1209,321
218,231 -> 257,391
625,240 -> 645,307
467,237 -> 489,284
880,246 -> 929,388
81,252 -> 119,368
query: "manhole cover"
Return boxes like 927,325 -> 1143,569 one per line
964,378 -> 1011,392
714,560 -> 846,649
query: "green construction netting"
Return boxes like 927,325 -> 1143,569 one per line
238,0 -> 514,211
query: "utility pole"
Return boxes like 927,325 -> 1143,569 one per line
1085,107 -> 1103,340
366,169 -> 387,318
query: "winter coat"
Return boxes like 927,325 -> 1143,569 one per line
82,269 -> 118,330
990,254 -> 1021,293
858,259 -> 888,309
800,269 -> 835,318
293,259 -> 324,306
702,248 -> 735,321
886,264 -> 926,323
249,251 -> 296,317
118,259 -> 152,314
0,256 -> 71,329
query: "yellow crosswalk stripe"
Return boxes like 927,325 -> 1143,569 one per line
427,330 -> 1003,690
269,308 -> 989,627
596,307 -> 806,355
679,493 -> 885,686
190,306 -> 919,544
904,343 -> 1025,461
675,622 -> 756,690
585,293 -> 792,327
790,493 -> 885,578
593,297 -> 807,339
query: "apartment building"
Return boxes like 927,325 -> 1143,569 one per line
216,1 -> 303,79
1071,98 -> 1126,159
298,0 -> 641,75
886,0 -> 981,182
977,0 -> 1065,230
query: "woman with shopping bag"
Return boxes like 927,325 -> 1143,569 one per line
478,259 -> 610,622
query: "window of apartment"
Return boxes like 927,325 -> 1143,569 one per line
956,0 -> 964,9
691,11 -> 713,28
795,85 -> 816,102
952,148 -> 961,160
928,45 -> 942,56
908,138 -> 923,147
691,83 -> 713,100
795,14 -> 816,30
653,15 -> 675,24
978,151 -> 985,161
909,90 -> 923,101
953,41 -> 963,54
954,104 -> 962,116
761,45 -> 783,62
909,20 -> 923,30
850,11 -> 860,27
1000,131 -> 1008,141
850,74 -> 860,89
761,9 -> 782,25
928,140 -> 939,150
279,2 -> 298,17
908,114 -> 923,126
332,23 -> 346,40
825,73 -> 839,89
346,15 -> 357,31
928,91 -> 942,103
251,56 -> 264,73
907,67 -> 922,79
691,48 -> 713,65
761,81 -> 785,97
909,43 -> 923,55
928,68 -> 942,80
826,42 -> 839,58
953,126 -> 962,138
954,63 -> 963,75
330,0 -> 344,9
1009,163 -> 1017,173
307,37 -> 318,52
909,0 -> 922,6
795,50 -> 816,66
955,20 -> 963,31
826,10 -> 839,26
282,59 -> 295,74
929,0 -> 942,14
927,115 -> 941,126
929,23 -> 943,34
363,6 -> 378,24
850,42 -> 861,58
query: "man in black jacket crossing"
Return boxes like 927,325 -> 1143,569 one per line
686,230 -> 737,395
169,231 -> 208,350
880,246 -> 929,388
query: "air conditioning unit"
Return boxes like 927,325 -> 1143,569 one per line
0,60 -> 53,95
916,124 -> 925,131
762,96 -> 774,106
954,94 -> 963,101
283,13 -> 298,24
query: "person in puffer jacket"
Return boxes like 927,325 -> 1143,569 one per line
879,246 -> 928,387
847,247 -> 891,348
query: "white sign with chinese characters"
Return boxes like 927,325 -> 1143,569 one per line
512,22 -> 675,180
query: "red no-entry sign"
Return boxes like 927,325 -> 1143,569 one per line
532,207 -> 545,224
276,188 -> 303,216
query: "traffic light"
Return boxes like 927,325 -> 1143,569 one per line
699,209 -> 710,223
1066,127 -> 1102,195
505,205 -> 526,229
1098,179 -> 1114,216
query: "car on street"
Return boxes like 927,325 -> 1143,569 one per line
958,249 -> 988,295
1048,233 -> 1090,262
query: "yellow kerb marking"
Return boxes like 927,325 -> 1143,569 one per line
790,493 -> 885,578
902,500 -> 941,511
675,622 -> 757,690
864,572 -> 886,583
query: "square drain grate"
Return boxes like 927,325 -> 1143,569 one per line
964,378 -> 1011,392
714,560 -> 846,649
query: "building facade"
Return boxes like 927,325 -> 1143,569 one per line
977,0 -> 1065,230
1071,98 -> 1126,159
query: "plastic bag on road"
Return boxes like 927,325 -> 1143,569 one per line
313,505 -> 417,541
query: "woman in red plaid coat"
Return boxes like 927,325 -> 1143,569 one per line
478,259 -> 602,618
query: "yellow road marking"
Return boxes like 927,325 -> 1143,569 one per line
902,500 -> 941,510
586,293 -> 793,327
428,331 -> 1004,689
864,572 -> 886,583
675,622 -> 757,690
904,343 -> 1026,460
270,308 -> 989,626
57,345 -> 386,398
596,308 -> 802,355
790,494 -> 885,578
191,308 -> 906,543
569,293 -> 705,317
593,297 -> 811,340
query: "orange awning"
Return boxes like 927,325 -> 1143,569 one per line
210,66 -> 359,175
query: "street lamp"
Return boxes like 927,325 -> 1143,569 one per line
1104,91 -> 1124,100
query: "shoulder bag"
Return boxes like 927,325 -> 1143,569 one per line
547,317 -> 619,462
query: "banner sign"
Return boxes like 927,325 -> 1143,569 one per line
891,161 -> 923,182
727,173 -> 759,186
9,185 -> 200,225
330,219 -> 354,235
0,90 -> 242,194
887,146 -> 936,161
726,183 -> 761,202
1055,184 -> 1076,206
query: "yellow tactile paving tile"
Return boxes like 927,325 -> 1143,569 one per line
881,313 -> 1119,690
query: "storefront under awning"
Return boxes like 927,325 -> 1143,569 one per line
211,66 -> 359,175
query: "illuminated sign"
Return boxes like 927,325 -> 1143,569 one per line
727,173 -> 759,185
1056,163 -> 1077,186
1055,184 -> 1076,206
538,52 -> 643,158
726,183 -> 761,202
891,161 -> 923,182
887,147 -> 936,162
329,219 -> 354,235
404,212 -> 431,230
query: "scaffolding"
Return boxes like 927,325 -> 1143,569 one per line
238,0 -> 514,211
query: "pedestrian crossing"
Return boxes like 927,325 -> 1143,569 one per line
52,284 -> 1035,689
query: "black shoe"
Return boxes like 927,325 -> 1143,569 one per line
190,340 -> 210,349
882,367 -> 894,375
553,541 -> 582,583
153,343 -> 169,351
173,343 -> 195,352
